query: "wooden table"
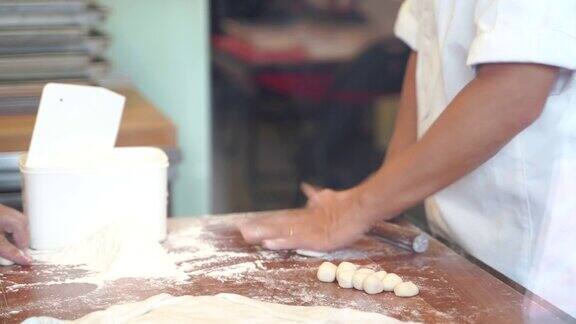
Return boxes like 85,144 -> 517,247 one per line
0,214 -> 570,323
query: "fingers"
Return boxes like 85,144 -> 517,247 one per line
262,237 -> 301,251
239,209 -> 327,251
261,230 -> 332,252
0,205 -> 29,249
239,214 -> 298,244
300,182 -> 322,199
0,235 -> 31,265
301,182 -> 325,208
0,205 -> 31,265
239,221 -> 279,244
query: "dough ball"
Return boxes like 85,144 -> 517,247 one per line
336,262 -> 357,275
0,256 -> 14,266
394,281 -> 419,297
374,270 -> 387,280
363,273 -> 385,294
336,269 -> 355,288
382,273 -> 403,291
352,268 -> 375,290
317,262 -> 338,282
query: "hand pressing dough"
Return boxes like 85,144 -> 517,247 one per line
336,261 -> 357,275
382,273 -> 403,292
352,268 -> 375,290
336,269 -> 356,288
22,293 -> 417,324
317,262 -> 338,282
394,281 -> 419,297
363,273 -> 386,294
374,270 -> 387,280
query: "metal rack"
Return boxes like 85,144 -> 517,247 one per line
0,0 -> 109,115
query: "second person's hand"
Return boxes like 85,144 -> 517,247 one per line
0,204 -> 32,265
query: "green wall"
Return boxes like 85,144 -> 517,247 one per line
99,0 -> 211,216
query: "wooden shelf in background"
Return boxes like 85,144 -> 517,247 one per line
0,87 -> 177,152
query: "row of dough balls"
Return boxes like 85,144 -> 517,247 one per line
317,261 -> 419,297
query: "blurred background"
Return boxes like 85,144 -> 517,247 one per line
0,0 -> 415,219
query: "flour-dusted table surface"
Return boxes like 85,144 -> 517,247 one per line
0,213 -> 570,323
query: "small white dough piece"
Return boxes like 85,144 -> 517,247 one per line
363,273 -> 386,294
317,262 -> 338,282
382,273 -> 403,291
336,269 -> 355,288
374,270 -> 387,280
296,249 -> 327,258
352,268 -> 375,290
0,256 -> 14,266
394,281 -> 419,297
336,261 -> 357,275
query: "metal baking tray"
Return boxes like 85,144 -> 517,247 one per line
0,26 -> 88,44
0,0 -> 90,14
0,78 -> 92,115
0,54 -> 107,81
0,5 -> 106,28
0,30 -> 109,55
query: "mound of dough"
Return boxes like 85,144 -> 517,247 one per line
382,273 -> 403,292
363,273 -> 385,294
337,269 -> 356,288
394,281 -> 419,297
317,261 -> 338,282
336,261 -> 357,274
374,270 -> 387,280
315,262 -> 419,298
23,293 -> 417,324
352,268 -> 375,290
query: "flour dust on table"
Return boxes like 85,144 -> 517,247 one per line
22,293 -> 419,324
29,219 -> 188,288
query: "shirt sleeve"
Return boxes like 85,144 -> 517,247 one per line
394,0 -> 419,51
467,0 -> 576,70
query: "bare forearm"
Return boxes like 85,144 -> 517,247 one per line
385,51 -> 418,162
355,63 -> 558,221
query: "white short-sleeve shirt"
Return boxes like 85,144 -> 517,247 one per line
394,0 -> 576,317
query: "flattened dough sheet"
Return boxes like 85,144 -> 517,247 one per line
23,293 -> 418,324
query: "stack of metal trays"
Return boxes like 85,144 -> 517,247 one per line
0,0 -> 109,114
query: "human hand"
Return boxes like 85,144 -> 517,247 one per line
0,205 -> 31,265
300,182 -> 324,208
239,184 -> 375,251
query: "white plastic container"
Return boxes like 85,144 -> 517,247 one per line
20,147 -> 169,250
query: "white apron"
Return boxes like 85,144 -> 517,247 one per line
395,0 -> 576,317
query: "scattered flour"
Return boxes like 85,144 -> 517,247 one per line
187,261 -> 258,281
30,221 -> 188,287
16,217 -> 278,291
164,220 -> 279,279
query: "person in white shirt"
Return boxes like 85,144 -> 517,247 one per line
240,0 -> 576,317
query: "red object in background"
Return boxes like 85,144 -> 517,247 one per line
214,35 -> 387,104
213,36 -> 308,65
256,72 -> 388,104
213,35 -> 334,102
255,72 -> 333,102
